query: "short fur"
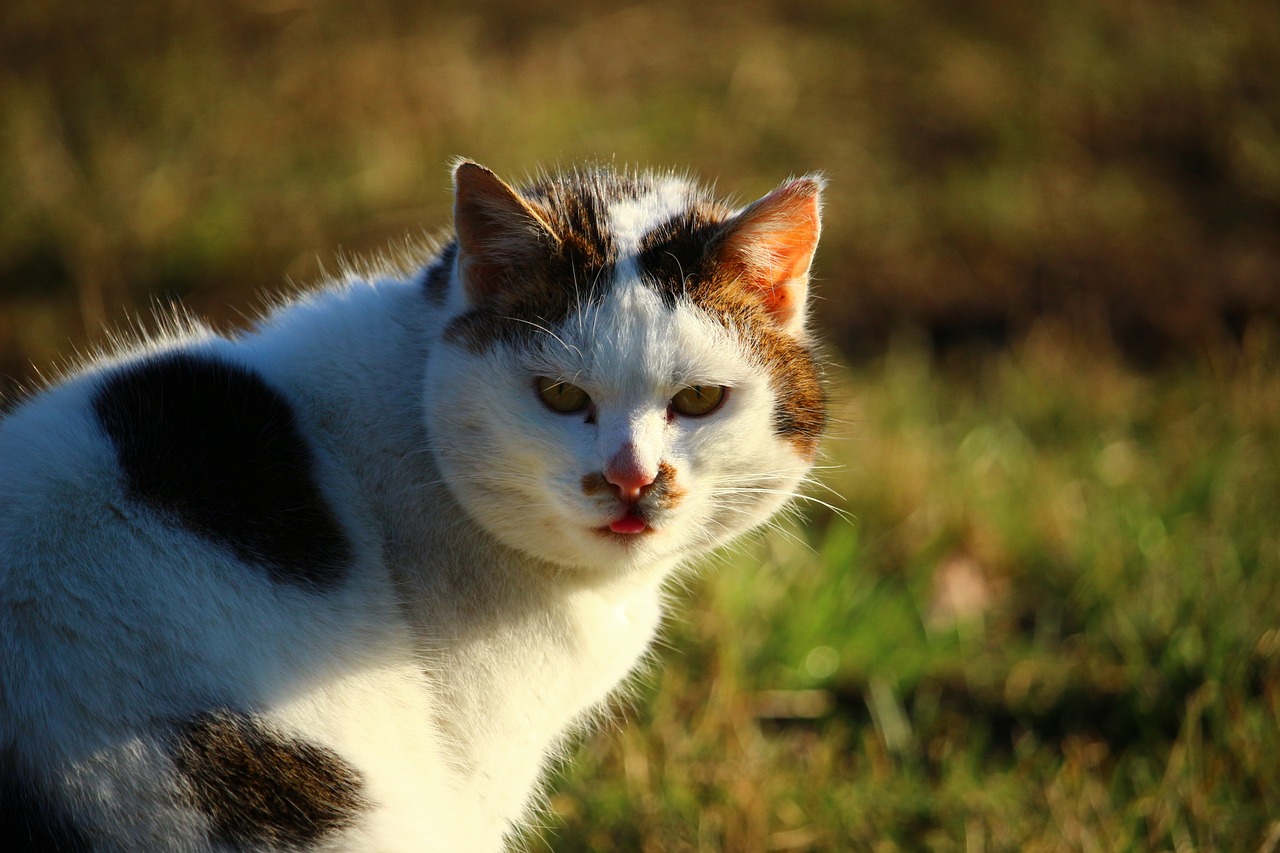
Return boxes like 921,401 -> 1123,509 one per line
0,161 -> 826,851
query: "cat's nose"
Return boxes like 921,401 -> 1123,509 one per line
605,466 -> 655,503
605,446 -> 656,503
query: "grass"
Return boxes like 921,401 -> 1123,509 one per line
540,328 -> 1280,851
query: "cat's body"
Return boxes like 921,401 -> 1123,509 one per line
0,162 -> 825,852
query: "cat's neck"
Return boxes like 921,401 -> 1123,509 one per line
402,511 -> 668,836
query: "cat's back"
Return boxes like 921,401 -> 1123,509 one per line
0,336 -> 359,660
0,344 -> 313,731
0,331 -> 463,852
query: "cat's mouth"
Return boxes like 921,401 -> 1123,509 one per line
606,509 -> 649,535
581,461 -> 686,539
597,505 -> 653,537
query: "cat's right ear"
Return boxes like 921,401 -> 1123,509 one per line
452,161 -> 560,308
712,175 -> 824,337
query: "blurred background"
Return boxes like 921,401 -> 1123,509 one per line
3,1 -> 1278,850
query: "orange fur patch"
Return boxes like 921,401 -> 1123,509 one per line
653,461 -> 687,509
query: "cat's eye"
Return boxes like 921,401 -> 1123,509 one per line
536,377 -> 591,414
670,385 -> 727,417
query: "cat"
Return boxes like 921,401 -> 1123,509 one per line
0,160 -> 826,852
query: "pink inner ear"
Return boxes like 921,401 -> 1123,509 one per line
755,224 -> 818,321
718,177 -> 823,331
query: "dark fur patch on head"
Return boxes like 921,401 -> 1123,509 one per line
422,240 -> 458,304
635,201 -> 735,297
172,711 -> 367,850
0,748 -> 94,852
92,352 -> 353,589
522,173 -> 619,278
444,170 -> 624,354
638,212 -> 827,458
442,309 -> 548,355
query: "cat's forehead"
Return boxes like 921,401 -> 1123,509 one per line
441,168 -> 746,355
528,277 -> 751,391
567,171 -> 713,257
520,166 -> 736,268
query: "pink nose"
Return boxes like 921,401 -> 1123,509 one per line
605,450 -> 656,503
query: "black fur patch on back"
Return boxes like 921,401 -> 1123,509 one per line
0,749 -> 94,852
173,710 -> 367,850
92,352 -> 352,590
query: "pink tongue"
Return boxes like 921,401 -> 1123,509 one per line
609,515 -> 648,535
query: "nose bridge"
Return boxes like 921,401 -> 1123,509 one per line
587,282 -> 673,472
599,403 -> 664,471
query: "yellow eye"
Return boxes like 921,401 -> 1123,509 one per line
535,377 -> 590,413
670,385 -> 727,417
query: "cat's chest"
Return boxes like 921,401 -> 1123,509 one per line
563,582 -> 665,688
434,576 -> 664,826
447,579 -> 663,726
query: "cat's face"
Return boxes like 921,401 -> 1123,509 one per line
424,163 -> 825,575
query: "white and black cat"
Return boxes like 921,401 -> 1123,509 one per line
0,161 -> 826,851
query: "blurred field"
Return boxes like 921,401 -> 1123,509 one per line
3,1 -> 1279,850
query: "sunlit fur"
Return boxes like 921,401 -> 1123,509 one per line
0,162 -> 824,851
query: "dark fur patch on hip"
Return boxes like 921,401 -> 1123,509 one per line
92,352 -> 353,590
172,710 -> 367,850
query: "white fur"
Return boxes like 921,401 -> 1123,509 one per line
0,175 -> 817,851
604,174 -> 701,257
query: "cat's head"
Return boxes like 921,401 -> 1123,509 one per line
424,161 -> 826,576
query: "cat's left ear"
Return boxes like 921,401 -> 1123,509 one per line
714,175 -> 824,336
452,160 -> 561,308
